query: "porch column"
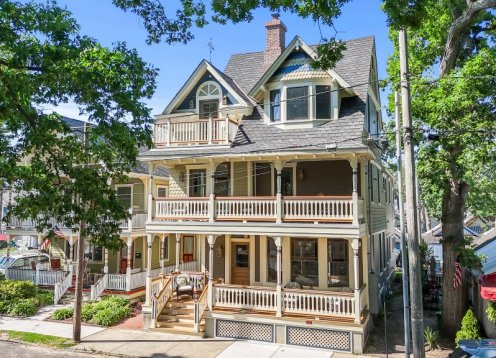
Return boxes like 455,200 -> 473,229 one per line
103,248 -> 109,274
351,157 -> 359,225
207,235 -> 216,310
352,238 -> 361,324
126,238 -> 132,291
275,161 -> 283,224
145,234 -> 153,305
37,235 -> 43,255
160,236 -> 165,274
147,163 -> 155,221
175,235 -> 181,271
69,236 -> 75,263
208,162 -> 216,222
275,236 -> 282,317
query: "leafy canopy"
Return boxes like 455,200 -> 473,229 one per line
0,1 -> 157,249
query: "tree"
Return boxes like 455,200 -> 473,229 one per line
383,0 -> 496,336
0,0 -> 157,341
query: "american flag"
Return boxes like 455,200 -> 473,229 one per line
453,261 -> 462,289
53,226 -> 64,238
40,239 -> 51,251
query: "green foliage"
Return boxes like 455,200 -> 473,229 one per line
8,298 -> 38,317
34,290 -> 54,306
486,302 -> 496,324
6,330 -> 75,349
455,309 -> 481,346
0,0 -> 157,251
113,0 -> 350,70
52,307 -> 74,321
0,280 -> 37,301
424,326 -> 441,350
79,296 -> 131,326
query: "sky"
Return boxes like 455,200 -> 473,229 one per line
53,0 -> 393,120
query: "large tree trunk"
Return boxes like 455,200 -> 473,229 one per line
441,178 -> 469,336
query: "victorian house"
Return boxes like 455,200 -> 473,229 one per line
139,15 -> 397,354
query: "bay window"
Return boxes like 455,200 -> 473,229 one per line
287,86 -> 308,120
316,85 -> 331,119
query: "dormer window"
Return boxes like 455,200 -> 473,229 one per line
287,86 -> 308,120
197,81 -> 221,119
316,85 -> 331,119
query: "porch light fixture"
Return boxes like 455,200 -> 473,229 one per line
179,172 -> 185,182
216,244 -> 224,258
189,98 -> 194,109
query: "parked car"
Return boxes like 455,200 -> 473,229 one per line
0,253 -> 50,274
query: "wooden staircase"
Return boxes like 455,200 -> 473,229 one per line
150,297 -> 205,337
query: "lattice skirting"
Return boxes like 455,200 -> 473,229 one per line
286,326 -> 351,352
216,320 -> 274,342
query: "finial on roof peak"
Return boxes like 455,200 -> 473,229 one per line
271,13 -> 280,19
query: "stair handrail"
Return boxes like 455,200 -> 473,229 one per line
90,274 -> 108,301
151,275 -> 173,328
54,270 -> 72,304
194,285 -> 209,332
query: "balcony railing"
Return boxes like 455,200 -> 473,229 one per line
155,196 -> 356,223
154,117 -> 238,147
119,208 -> 147,231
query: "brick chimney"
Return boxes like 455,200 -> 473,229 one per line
263,13 -> 286,71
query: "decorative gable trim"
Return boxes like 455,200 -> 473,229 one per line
163,60 -> 250,115
248,36 -> 356,98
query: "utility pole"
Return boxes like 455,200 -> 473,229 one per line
395,91 -> 411,356
399,28 -> 425,357
73,123 -> 88,343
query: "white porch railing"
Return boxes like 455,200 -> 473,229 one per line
194,285 -> 209,332
107,274 -> 127,290
154,118 -> 237,147
151,276 -> 173,328
7,217 -> 70,229
37,270 -> 68,286
283,196 -> 353,221
180,261 -> 198,272
155,196 -> 354,222
120,208 -> 147,230
155,198 -> 209,220
216,197 -> 277,220
90,275 -> 108,301
54,271 -> 72,304
282,289 -> 355,318
214,285 -> 278,311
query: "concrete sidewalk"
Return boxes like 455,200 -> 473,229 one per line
0,313 -> 368,357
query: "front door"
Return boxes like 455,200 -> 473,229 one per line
231,243 -> 250,285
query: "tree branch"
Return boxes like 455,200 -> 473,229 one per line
0,59 -> 43,72
440,0 -> 496,76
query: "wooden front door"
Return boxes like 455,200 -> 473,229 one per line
231,243 -> 250,285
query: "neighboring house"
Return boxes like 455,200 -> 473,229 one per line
4,117 -> 170,301
139,15 -> 397,354
469,232 -> 496,337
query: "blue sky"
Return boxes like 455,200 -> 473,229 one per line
54,0 -> 392,119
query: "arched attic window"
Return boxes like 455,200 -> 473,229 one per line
197,81 -> 221,119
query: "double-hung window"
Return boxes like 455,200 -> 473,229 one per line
269,89 -> 281,122
287,86 -> 308,120
116,185 -> 132,209
316,85 -> 331,119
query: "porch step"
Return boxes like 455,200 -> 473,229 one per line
156,298 -> 200,335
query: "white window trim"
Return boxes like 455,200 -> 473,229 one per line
115,184 -> 134,208
156,185 -> 169,198
196,80 -> 223,117
185,165 -> 208,197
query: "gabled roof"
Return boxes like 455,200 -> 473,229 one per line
247,36 -> 353,98
162,60 -> 252,115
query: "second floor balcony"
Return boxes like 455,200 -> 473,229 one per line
153,116 -> 239,147
154,196 -> 364,224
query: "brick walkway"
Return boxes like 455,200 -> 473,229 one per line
114,313 -> 143,330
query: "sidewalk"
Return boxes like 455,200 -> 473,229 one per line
0,312 -> 368,357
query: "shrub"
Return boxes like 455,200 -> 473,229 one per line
0,272 -> 5,281
8,298 -> 38,317
455,309 -> 481,346
80,296 -> 131,326
0,280 -> 37,301
81,302 -> 96,321
0,300 -> 9,314
424,326 -> 440,350
52,307 -> 74,320
35,290 -> 54,306
487,302 -> 496,324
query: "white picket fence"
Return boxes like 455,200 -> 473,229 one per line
106,274 -> 127,290
6,268 -> 68,286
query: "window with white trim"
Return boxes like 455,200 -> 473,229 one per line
157,185 -> 168,198
287,86 -> 308,120
116,185 -> 133,209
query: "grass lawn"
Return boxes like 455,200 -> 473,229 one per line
1,330 -> 76,349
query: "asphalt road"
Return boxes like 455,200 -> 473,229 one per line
0,341 -> 105,358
